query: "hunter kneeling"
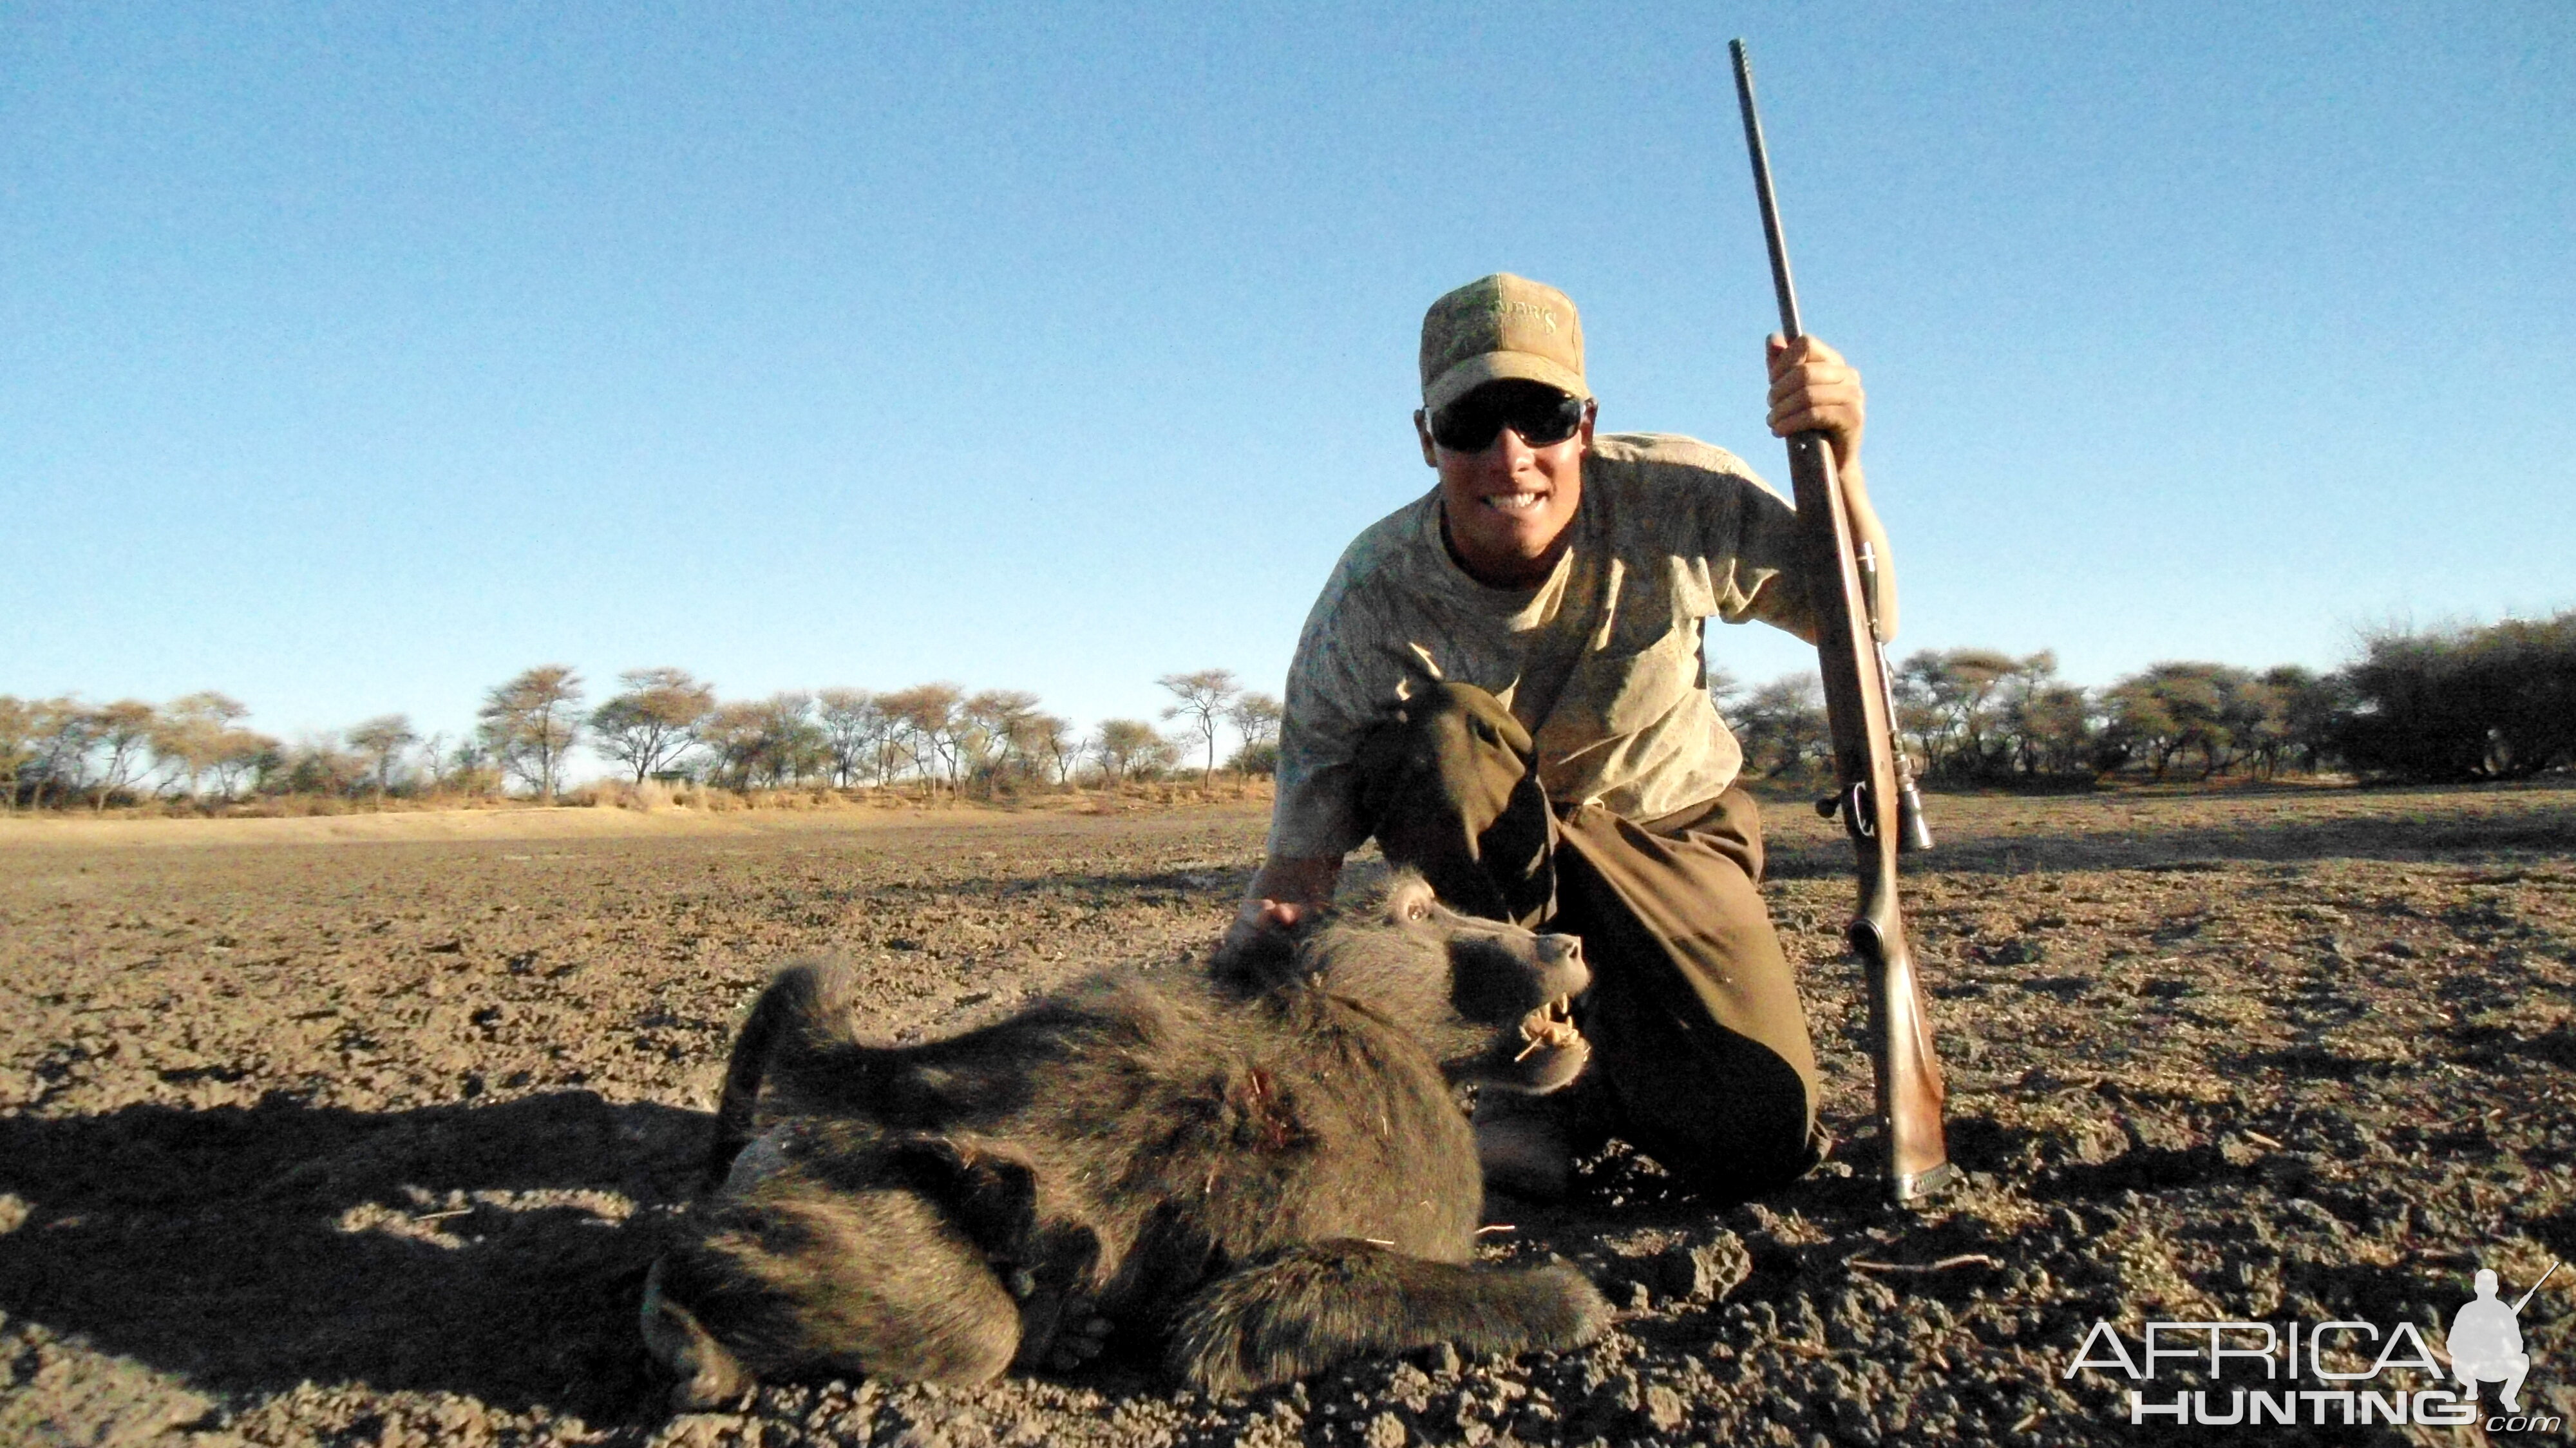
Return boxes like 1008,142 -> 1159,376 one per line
1234,273 -> 1897,1203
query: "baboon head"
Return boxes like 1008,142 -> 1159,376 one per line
1220,872 -> 1591,1094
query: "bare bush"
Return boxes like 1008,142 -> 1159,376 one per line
1094,718 -> 1177,789
1732,673 -> 1831,781
2337,613 -> 2576,781
1227,692 -> 1282,777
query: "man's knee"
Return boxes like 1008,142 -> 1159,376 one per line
1607,1042 -> 1818,1201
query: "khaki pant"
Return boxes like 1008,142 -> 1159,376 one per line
1354,681 -> 1821,1200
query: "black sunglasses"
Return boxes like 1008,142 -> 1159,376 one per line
1428,382 -> 1589,452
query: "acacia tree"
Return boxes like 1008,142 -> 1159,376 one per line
962,689 -> 1042,790
757,693 -> 828,785
266,734 -> 366,797
477,666 -> 584,803
2098,663 -> 2253,779
149,692 -> 250,800
0,697 -> 36,811
1157,669 -> 1241,785
26,700 -> 96,810
880,683 -> 965,797
88,700 -> 159,812
346,714 -> 419,801
1228,691 -> 1283,776
699,694 -> 826,788
2011,681 -> 2097,776
816,689 -> 887,787
2262,665 -> 2349,776
1028,714 -> 1082,786
2336,613 -> 2576,781
1893,649 -> 2024,780
591,667 -> 715,784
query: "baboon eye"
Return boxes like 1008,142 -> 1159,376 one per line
1406,900 -> 1430,922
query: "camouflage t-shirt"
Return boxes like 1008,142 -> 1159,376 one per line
1270,432 -> 1813,861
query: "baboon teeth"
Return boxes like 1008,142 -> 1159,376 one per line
1514,996 -> 1583,1059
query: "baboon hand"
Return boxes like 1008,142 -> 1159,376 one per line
1045,1315 -> 1115,1371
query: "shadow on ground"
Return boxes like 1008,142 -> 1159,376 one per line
0,1091 -> 706,1423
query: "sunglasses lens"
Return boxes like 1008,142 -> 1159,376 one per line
1432,385 -> 1584,452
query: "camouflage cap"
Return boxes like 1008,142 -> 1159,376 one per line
1418,273 -> 1589,414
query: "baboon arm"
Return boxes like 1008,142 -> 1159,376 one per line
699,962 -> 867,1193
1166,1242 -> 1612,1395
698,967 -> 815,1191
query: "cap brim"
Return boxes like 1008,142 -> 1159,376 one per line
1423,352 -> 1592,415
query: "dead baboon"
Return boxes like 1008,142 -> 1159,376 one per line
642,872 -> 1607,1404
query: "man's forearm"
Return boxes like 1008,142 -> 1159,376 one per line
1223,853 -> 1345,953
1244,853 -> 1343,912
1839,460 -> 1899,641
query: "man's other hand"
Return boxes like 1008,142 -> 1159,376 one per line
1765,334 -> 1865,477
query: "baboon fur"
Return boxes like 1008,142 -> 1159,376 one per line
642,872 -> 1609,1404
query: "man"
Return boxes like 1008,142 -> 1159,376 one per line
1231,273 -> 1894,1203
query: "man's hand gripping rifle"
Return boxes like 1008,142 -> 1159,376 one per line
1730,39 -> 1958,1207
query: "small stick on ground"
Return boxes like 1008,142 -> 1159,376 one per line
1845,1253 -> 2003,1275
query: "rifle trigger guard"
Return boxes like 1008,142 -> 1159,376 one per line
1839,782 -> 1875,840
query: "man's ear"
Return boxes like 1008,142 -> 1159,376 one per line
1414,408 -> 1438,468
1577,399 -> 1598,456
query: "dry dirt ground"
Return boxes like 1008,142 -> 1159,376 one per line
3,782 -> 2573,1447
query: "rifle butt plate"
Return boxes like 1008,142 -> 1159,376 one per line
1886,1159 -> 1962,1210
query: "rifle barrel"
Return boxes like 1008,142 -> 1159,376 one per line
2512,1259 -> 2562,1314
1728,39 -> 1804,342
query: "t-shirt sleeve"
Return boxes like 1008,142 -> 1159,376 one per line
1701,460 -> 1815,642
1269,573 -> 1388,861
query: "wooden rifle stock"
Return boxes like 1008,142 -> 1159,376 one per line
1728,39 -> 1958,1207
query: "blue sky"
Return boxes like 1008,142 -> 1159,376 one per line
5,3 -> 2570,757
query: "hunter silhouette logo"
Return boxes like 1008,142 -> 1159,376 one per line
2449,1261 -> 2559,1415
2063,1257 -> 2565,1431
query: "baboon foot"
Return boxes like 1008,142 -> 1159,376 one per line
1168,1241 -> 1611,1395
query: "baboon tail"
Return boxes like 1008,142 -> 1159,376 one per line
1167,1242 -> 1613,1395
699,960 -> 861,1194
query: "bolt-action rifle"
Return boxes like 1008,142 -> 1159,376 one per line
1728,39 -> 1959,1207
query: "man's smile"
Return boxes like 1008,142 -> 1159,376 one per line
1481,490 -> 1548,514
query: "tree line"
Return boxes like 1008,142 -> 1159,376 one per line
7,611 -> 2566,812
0,667 -> 1283,812
1728,610 -> 2576,787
